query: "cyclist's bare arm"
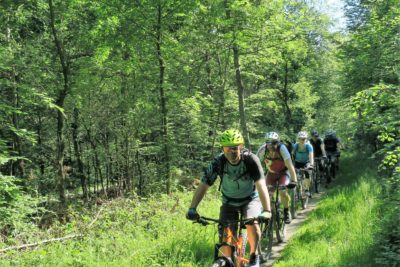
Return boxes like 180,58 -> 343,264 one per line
309,151 -> 314,166
284,158 -> 297,182
255,179 -> 271,212
321,143 -> 327,157
189,182 -> 210,209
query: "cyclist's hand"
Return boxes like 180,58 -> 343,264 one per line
287,181 -> 297,189
258,210 -> 272,221
186,208 -> 199,221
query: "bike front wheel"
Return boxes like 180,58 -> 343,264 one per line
211,256 -> 233,267
259,218 -> 273,263
300,184 -> 309,209
290,188 -> 297,219
275,209 -> 286,243
314,167 -> 321,193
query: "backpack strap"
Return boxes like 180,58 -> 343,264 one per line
217,150 -> 251,192
217,154 -> 227,192
276,143 -> 284,160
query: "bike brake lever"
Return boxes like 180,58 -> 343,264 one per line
195,218 -> 209,226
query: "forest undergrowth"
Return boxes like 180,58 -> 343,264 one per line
0,153 -> 397,266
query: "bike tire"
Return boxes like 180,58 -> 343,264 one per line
300,184 -> 309,209
211,257 -> 230,267
290,188 -> 297,219
314,167 -> 320,193
331,163 -> 336,178
275,209 -> 286,243
240,230 -> 248,259
259,219 -> 273,263
325,163 -> 331,185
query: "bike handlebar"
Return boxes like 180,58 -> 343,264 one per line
194,216 -> 266,226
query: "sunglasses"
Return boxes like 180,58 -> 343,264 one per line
266,141 -> 278,146
223,146 -> 240,151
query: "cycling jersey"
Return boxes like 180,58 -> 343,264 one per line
201,152 -> 264,206
256,143 -> 291,173
310,137 -> 323,157
324,136 -> 340,152
293,143 -> 313,163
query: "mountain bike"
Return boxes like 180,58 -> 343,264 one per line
290,185 -> 298,219
295,167 -> 312,209
268,181 -> 288,243
194,216 -> 271,267
313,157 -> 326,193
326,152 -> 339,184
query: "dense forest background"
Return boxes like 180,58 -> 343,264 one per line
0,0 -> 398,264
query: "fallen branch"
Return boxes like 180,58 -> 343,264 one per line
0,234 -> 83,254
87,206 -> 104,229
0,206 -> 104,254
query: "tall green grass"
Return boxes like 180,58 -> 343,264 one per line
0,188 -> 222,266
274,153 -> 382,267
0,153 -> 386,266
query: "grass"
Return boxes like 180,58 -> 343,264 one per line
274,153 -> 382,267
0,153 -> 387,266
0,188 -> 222,267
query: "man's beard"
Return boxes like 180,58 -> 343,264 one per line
225,152 -> 240,163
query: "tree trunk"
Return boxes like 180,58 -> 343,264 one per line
209,52 -> 227,157
232,44 -> 251,150
282,61 -> 292,131
156,2 -> 171,194
71,108 -> 87,201
49,0 -> 69,211
11,72 -> 25,177
224,0 -> 251,149
136,150 -> 144,196
36,114 -> 45,176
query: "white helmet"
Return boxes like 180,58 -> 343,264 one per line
265,132 -> 280,143
297,131 -> 308,139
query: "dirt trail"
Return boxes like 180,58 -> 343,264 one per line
261,190 -> 325,266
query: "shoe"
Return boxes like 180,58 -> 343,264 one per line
212,257 -> 229,267
249,253 -> 260,267
284,208 -> 291,224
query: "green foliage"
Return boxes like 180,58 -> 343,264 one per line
0,188 -> 222,266
0,174 -> 45,244
351,84 -> 399,177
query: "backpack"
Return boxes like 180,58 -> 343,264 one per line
278,140 -> 293,159
217,149 -> 253,192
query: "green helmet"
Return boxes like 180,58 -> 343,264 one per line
219,129 -> 244,146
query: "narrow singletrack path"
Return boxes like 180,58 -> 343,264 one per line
262,189 -> 326,266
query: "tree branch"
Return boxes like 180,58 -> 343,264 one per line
0,234 -> 83,254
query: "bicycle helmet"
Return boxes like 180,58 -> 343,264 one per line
325,129 -> 336,137
265,132 -> 280,143
311,130 -> 319,137
297,131 -> 308,139
219,129 -> 244,146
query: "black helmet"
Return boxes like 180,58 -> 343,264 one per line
311,130 -> 319,137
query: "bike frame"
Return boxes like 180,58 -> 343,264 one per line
314,157 -> 326,192
268,181 -> 287,243
195,216 -> 258,267
296,168 -> 310,209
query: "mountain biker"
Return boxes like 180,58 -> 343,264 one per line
310,130 -> 327,179
293,131 -> 314,197
256,132 -> 297,224
186,129 -> 272,267
324,129 -> 342,171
